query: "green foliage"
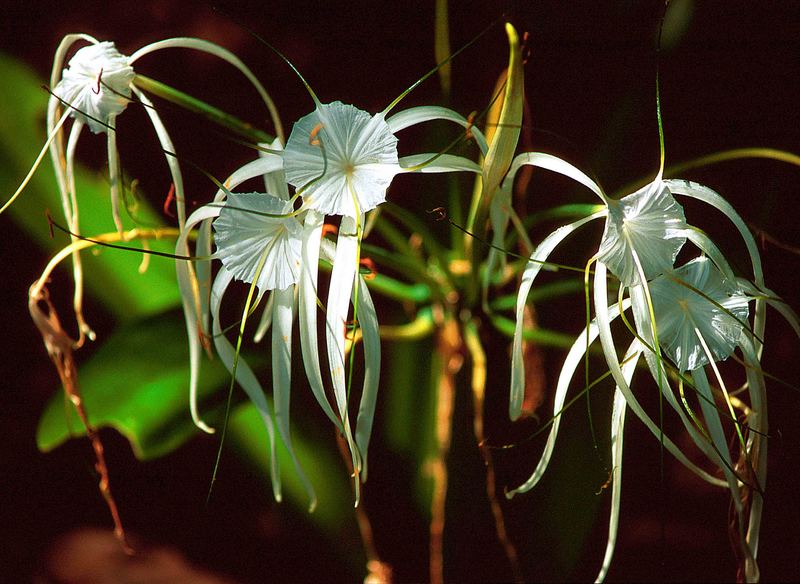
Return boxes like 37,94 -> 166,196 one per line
36,311 -> 232,459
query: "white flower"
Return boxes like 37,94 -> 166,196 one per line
283,101 -> 400,217
643,256 -> 750,372
213,192 -> 302,293
598,180 -> 688,286
53,41 -> 135,134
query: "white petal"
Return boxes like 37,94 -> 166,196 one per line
510,211 -> 606,419
298,210 -> 344,429
54,41 -> 135,134
284,102 -> 399,217
595,347 -> 637,583
272,287 -> 317,511
211,269 -> 281,501
598,180 -> 687,286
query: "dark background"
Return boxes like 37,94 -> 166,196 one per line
1,1 -> 798,581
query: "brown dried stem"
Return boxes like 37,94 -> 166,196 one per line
29,284 -> 133,555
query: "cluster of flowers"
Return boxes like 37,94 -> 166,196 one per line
502,158 -> 797,581
39,36 -> 492,509
11,24 -> 795,582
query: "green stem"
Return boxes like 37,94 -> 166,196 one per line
134,74 -> 274,144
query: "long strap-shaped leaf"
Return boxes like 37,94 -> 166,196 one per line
740,336 -> 767,581
272,286 -> 317,511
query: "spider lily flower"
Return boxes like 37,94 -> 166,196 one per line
504,153 -> 796,580
279,95 -> 488,484
179,186 -> 318,510
2,33 -> 280,346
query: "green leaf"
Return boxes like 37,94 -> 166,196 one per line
36,310 -> 233,459
0,51 -> 181,319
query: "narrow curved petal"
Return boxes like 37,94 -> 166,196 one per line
298,210 -> 344,429
272,287 -> 317,511
595,345 -> 637,583
508,299 -> 629,498
397,153 -> 481,174
129,37 -> 284,141
324,216 -> 364,495
510,211 -> 606,419
106,115 -> 124,232
503,152 -> 607,203
385,105 -> 489,155
211,269 -> 281,501
354,275 -> 380,482
177,204 -> 224,434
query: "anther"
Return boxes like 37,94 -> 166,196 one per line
427,207 -> 448,222
92,68 -> 104,95
321,223 -> 338,238
359,257 -> 378,280
465,112 -> 476,141
163,183 -> 176,218
309,122 -> 324,146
